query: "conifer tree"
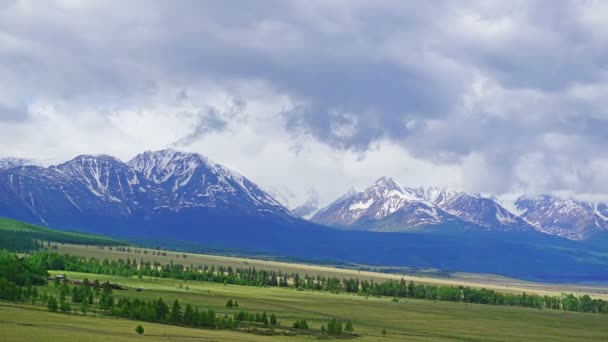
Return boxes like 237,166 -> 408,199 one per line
345,321 -> 354,332
170,299 -> 182,323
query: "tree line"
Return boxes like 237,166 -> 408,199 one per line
46,278 -> 353,336
6,250 -> 608,315
0,250 -> 355,337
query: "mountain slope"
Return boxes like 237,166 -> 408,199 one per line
311,177 -> 452,231
314,178 -> 608,240
0,158 -> 36,171
291,200 -> 319,219
515,195 -> 608,240
0,150 -> 296,235
2,156 -> 608,281
312,178 -> 531,233
413,187 -> 531,231
127,149 -> 292,216
0,216 -> 123,251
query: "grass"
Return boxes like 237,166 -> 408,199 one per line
3,240 -> 608,341
52,242 -> 608,299
25,270 -> 607,341
0,217 -> 123,246
0,302 -> 291,342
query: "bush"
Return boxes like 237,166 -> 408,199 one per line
135,324 -> 144,335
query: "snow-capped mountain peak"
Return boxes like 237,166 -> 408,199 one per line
312,179 -> 531,233
412,186 -> 524,229
311,177 -> 445,230
128,149 -> 208,185
0,150 -> 295,230
127,149 -> 291,215
514,195 -> 608,239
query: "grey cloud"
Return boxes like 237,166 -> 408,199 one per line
0,103 -> 28,122
2,0 -> 608,196
173,98 -> 247,147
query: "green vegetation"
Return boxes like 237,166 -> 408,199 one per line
0,230 -> 608,341
135,324 -> 144,335
25,250 -> 608,314
292,319 -> 309,330
1,269 -> 608,341
0,217 -> 123,251
0,250 -> 354,338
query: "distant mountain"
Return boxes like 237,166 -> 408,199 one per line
312,177 -> 608,240
127,149 -> 292,216
0,149 -> 296,235
413,187 -> 530,231
514,195 -> 608,240
291,199 -> 319,219
3,155 -> 608,281
0,158 -> 37,171
312,177 -> 530,233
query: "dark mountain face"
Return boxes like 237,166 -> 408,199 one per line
0,150 -> 296,235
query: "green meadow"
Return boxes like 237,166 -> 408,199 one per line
1,269 -> 605,341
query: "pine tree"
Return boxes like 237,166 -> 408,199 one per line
31,287 -> 38,305
47,296 -> 58,312
270,313 -> 277,326
184,304 -> 194,325
327,318 -> 337,335
345,321 -> 354,332
59,298 -> 71,313
336,320 -> 343,335
80,301 -> 89,316
170,299 -> 182,323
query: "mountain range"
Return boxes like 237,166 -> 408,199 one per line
310,177 -> 608,241
0,150 -> 295,236
2,150 -> 608,282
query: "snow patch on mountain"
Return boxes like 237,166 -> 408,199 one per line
311,177 -> 447,230
514,195 -> 608,239
0,150 -> 296,227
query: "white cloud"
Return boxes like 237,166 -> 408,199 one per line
1,0 -> 608,206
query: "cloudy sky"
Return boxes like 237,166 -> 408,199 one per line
1,0 -> 608,207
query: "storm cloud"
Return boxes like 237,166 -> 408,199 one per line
1,0 -> 608,205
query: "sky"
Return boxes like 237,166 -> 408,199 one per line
1,0 -> 608,208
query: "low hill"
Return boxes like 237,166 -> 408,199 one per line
0,217 -> 124,251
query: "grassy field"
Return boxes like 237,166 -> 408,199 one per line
0,217 -> 123,246
0,302 -> 291,342
2,269 -> 607,341
52,243 -> 608,300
